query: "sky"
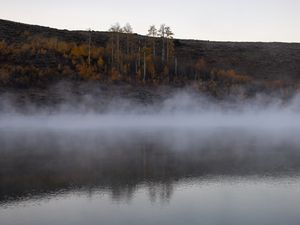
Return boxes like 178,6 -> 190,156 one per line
1,0 -> 299,42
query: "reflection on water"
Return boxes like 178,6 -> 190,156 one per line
1,128 -> 300,225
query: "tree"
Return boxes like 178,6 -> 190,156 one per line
147,25 -> 157,57
87,28 -> 92,68
158,24 -> 166,62
174,57 -> 178,76
109,23 -> 123,67
165,26 -> 174,63
109,23 -> 123,33
123,23 -> 133,55
143,50 -> 146,82
123,23 -> 133,33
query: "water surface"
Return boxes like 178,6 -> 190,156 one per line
1,126 -> 300,225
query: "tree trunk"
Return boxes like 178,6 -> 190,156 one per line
117,33 -> 120,69
175,57 -> 178,76
138,40 -> 141,68
143,51 -> 146,82
126,34 -> 129,55
88,31 -> 91,68
166,39 -> 169,63
153,39 -> 156,57
111,34 -> 114,66
135,60 -> 138,74
162,38 -> 165,62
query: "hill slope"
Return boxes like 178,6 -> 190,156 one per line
0,19 -> 300,95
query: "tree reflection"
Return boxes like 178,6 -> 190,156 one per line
1,129 -> 300,204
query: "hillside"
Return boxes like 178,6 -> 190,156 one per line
0,19 -> 300,96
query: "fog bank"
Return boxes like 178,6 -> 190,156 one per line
1,89 -> 300,131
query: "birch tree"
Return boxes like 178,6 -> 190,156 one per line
165,26 -> 174,63
147,25 -> 157,57
158,24 -> 166,62
87,28 -> 91,68
109,23 -> 123,66
123,23 -> 133,55
143,50 -> 146,83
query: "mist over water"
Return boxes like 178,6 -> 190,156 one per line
1,88 -> 300,130
1,88 -> 300,151
1,86 -> 300,225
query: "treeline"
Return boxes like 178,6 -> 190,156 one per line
0,23 -> 297,96
102,23 -> 178,84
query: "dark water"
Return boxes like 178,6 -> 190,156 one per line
1,128 -> 300,225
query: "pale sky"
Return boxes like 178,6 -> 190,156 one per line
1,0 -> 299,42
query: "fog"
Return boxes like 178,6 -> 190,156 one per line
1,86 -> 300,204
0,88 -> 300,155
1,87 -> 300,161
1,89 -> 300,130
